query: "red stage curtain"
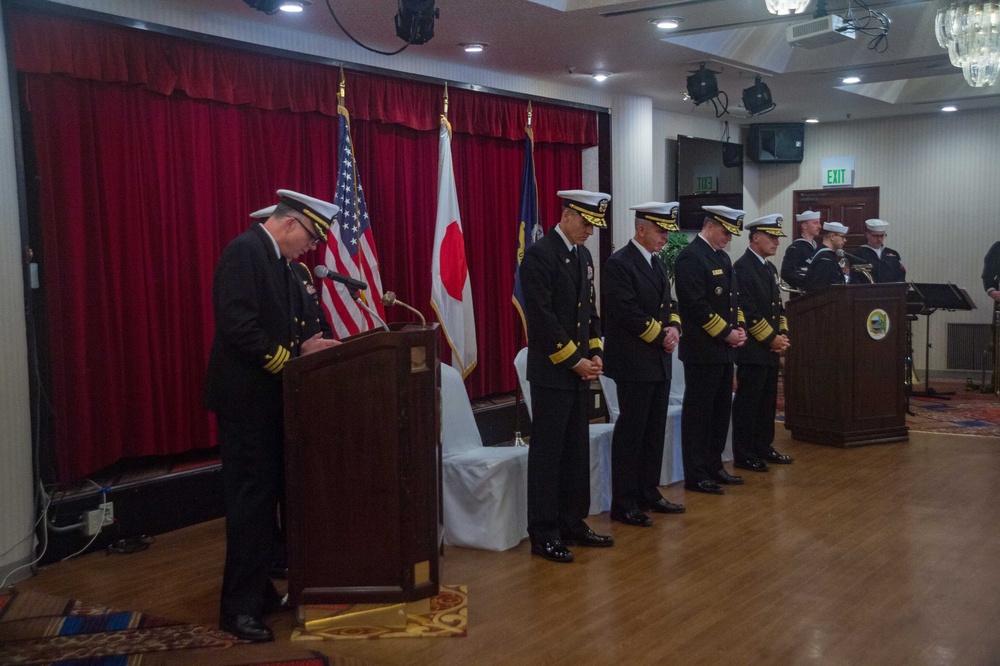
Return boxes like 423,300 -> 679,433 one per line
14,8 -> 596,481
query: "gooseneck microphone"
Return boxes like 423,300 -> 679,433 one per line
382,291 -> 427,327
314,265 -> 368,291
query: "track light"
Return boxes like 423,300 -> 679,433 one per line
742,75 -> 776,115
242,0 -> 310,14
686,63 -> 720,105
395,0 -> 439,45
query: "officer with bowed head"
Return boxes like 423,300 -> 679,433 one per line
857,218 -> 906,283
780,210 -> 822,291
802,221 -> 852,293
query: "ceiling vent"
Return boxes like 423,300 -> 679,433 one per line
787,15 -> 856,49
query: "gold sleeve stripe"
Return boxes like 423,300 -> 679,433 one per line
749,319 -> 775,342
737,308 -> 746,324
702,314 -> 727,338
263,346 -> 290,374
640,320 -> 663,343
780,316 -> 789,332
549,341 -> 578,365
589,337 -> 603,351
669,313 -> 681,325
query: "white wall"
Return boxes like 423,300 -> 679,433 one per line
748,108 -> 1000,376
0,1 -> 36,584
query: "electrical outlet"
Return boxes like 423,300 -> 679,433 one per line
99,501 -> 114,527
82,509 -> 104,536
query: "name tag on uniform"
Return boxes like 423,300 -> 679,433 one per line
712,269 -> 723,276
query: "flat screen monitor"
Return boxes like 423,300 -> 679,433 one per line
675,136 -> 743,231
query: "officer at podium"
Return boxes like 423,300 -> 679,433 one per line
802,222 -> 851,293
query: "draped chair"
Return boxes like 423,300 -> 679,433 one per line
512,348 -> 614,515
440,364 -> 528,551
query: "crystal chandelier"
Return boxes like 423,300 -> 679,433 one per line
934,2 -> 1000,87
764,0 -> 811,15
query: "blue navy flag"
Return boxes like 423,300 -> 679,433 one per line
320,105 -> 385,337
512,126 -> 542,340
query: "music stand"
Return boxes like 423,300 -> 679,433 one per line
908,282 -> 977,399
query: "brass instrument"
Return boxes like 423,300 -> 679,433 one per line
778,278 -> 802,295
853,263 -> 875,284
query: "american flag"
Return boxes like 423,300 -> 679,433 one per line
320,106 -> 386,338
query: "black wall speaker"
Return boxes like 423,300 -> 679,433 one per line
746,123 -> 805,164
722,143 -> 743,168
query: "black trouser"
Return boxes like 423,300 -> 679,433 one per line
527,385 -> 591,544
218,415 -> 284,617
611,380 -> 669,510
681,362 -> 733,484
732,363 -> 779,462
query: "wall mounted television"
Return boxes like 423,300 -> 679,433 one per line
674,136 -> 743,231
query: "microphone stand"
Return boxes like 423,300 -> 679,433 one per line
351,289 -> 390,332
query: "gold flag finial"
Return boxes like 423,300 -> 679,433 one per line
443,82 -> 449,119
527,100 -> 533,128
338,67 -> 346,104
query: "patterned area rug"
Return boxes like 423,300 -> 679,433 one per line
291,585 -> 467,641
0,588 -> 243,665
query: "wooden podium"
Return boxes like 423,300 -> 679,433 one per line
784,283 -> 908,447
282,323 -> 441,605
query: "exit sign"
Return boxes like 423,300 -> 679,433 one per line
694,166 -> 719,194
820,156 -> 855,188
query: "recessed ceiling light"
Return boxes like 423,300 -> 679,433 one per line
593,72 -> 610,82
649,17 -> 684,30
941,105 -> 958,112
278,0 -> 308,12
842,76 -> 861,84
805,118 -> 820,123
461,43 -> 486,53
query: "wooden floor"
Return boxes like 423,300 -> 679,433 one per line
15,428 -> 1000,665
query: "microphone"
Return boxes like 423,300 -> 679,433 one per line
314,265 -> 368,291
835,249 -> 869,265
382,291 -> 427,327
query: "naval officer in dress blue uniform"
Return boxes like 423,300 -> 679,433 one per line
602,202 -> 685,526
520,189 -> 615,563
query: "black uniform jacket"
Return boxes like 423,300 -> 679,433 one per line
675,235 -> 744,365
734,249 -> 787,367
602,242 -> 680,383
985,241 -> 1000,294
857,245 -> 906,283
204,223 -> 329,424
802,246 -> 848,293
520,229 -> 602,390
780,237 -> 816,290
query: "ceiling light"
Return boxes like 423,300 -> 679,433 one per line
742,75 -> 776,115
649,17 -> 683,30
686,63 -> 720,105
764,0 -> 811,15
941,105 -> 958,112
278,1 -> 305,12
805,118 -> 820,123
593,72 -> 610,82
935,2 -> 1000,87
842,76 -> 862,84
461,43 -> 486,53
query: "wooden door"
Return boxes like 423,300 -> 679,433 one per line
793,187 -> 879,251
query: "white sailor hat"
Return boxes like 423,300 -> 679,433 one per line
276,189 -> 340,241
865,218 -> 889,232
823,221 -> 849,235
558,189 -> 610,228
630,201 -> 680,232
746,213 -> 786,237
703,205 -> 745,236
795,210 -> 821,222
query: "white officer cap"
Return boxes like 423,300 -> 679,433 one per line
746,214 -> 786,237
796,210 -> 821,222
276,189 -> 340,241
250,205 -> 276,219
823,221 -> 849,234
558,189 -> 610,228
703,205 -> 745,236
865,218 -> 890,232
630,201 -> 680,231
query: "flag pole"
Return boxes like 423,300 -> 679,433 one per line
512,101 -> 534,448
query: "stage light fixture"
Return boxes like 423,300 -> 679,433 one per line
242,0 -> 283,14
686,63 -> 720,105
741,75 -> 776,115
395,0 -> 439,45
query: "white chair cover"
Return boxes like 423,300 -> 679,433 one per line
440,363 -> 528,551
513,348 -> 613,515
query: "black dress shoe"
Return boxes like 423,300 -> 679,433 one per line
684,479 -> 725,495
714,469 -> 745,485
733,458 -> 770,472
610,508 -> 653,526
531,540 -> 574,563
220,614 -> 274,642
764,449 -> 794,464
639,497 -> 686,514
562,528 -> 615,548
